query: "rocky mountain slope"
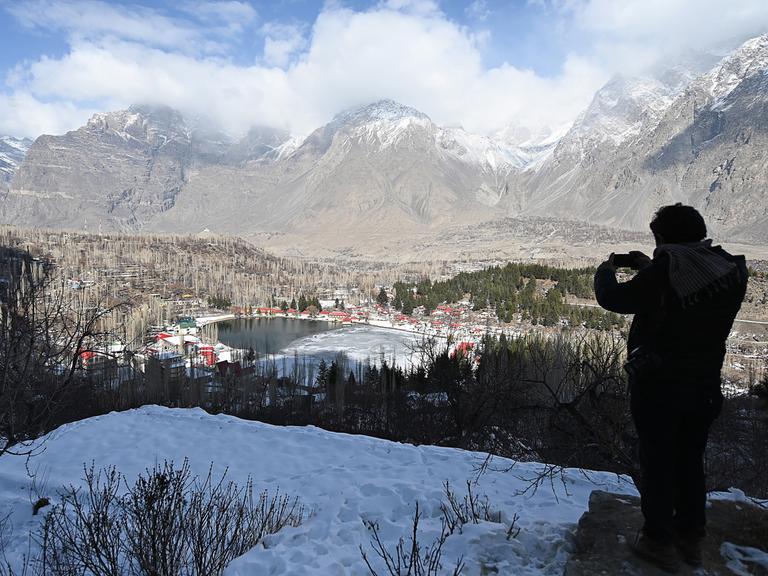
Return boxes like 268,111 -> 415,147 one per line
522,34 -> 768,242
4,100 -> 531,239
0,136 -> 32,187
2,106 -> 292,231
2,34 -> 768,254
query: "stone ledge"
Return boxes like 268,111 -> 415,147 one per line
564,490 -> 768,575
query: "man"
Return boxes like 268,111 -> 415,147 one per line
594,204 -> 747,573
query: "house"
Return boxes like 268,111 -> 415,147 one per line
196,344 -> 216,366
153,334 -> 199,356
78,350 -> 118,382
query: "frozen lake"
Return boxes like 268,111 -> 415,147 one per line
217,318 -> 427,377
216,317 -> 339,353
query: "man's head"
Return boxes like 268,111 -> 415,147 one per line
650,203 -> 707,245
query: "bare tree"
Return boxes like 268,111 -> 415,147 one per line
0,247 -> 127,457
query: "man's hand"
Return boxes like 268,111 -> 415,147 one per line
597,253 -> 617,272
629,250 -> 652,270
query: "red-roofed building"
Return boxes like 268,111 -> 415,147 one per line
256,307 -> 283,315
451,341 -> 475,360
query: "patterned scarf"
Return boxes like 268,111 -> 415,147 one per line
653,240 -> 740,308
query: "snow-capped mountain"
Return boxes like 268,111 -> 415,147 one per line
139,99 -> 533,240
523,33 -> 768,239
0,136 -> 33,186
699,34 -> 768,102
291,100 -> 530,172
4,33 -> 768,250
85,105 -> 191,149
564,76 -> 679,150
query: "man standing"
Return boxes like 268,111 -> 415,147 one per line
594,204 -> 747,573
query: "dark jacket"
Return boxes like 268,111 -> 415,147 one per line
594,246 -> 747,396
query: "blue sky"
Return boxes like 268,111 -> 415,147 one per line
0,0 -> 766,138
0,1 -> 572,76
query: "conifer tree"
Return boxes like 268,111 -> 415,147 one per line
376,287 -> 388,307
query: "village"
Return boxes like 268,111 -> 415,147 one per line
72,278 -> 768,408
74,283 -> 560,402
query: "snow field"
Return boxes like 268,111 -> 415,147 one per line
0,406 -> 638,575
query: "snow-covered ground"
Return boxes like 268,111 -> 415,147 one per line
0,406 -> 640,574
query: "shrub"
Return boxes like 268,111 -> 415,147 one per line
360,482 -> 519,576
37,460 -> 304,576
361,501 -> 463,576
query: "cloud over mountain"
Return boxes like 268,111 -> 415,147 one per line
1,0 -> 767,139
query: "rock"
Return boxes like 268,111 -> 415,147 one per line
564,490 -> 768,575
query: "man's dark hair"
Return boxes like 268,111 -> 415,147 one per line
649,203 -> 707,243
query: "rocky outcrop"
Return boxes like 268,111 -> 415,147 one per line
565,490 -> 768,576
0,136 -> 32,188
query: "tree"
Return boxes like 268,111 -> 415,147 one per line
376,287 -> 389,307
402,299 -> 414,315
208,295 -> 232,309
315,360 -> 328,390
0,247 -> 128,457
290,297 -> 297,310
298,295 -> 308,313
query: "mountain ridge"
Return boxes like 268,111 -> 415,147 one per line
3,34 -> 768,255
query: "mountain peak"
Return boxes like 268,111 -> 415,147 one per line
562,74 -> 676,149
84,105 -> 190,148
335,99 -> 430,126
701,33 -> 768,100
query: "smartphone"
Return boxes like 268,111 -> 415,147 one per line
613,254 -> 635,268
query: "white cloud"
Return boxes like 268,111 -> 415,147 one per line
540,0 -> 768,75
379,0 -> 441,17
179,1 -> 258,35
465,0 -> 491,22
7,0 -> 211,54
181,1 -> 257,23
2,0 -> 767,139
261,23 -> 307,68
6,0 -> 258,56
0,91 -> 96,137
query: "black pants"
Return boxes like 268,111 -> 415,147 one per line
630,382 -> 718,542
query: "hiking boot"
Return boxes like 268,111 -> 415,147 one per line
675,535 -> 703,567
629,534 -> 681,573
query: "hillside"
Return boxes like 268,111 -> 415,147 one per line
1,407 -> 766,574
0,406 -> 637,574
